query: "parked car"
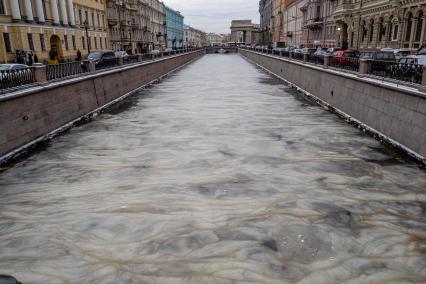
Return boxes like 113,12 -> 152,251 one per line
293,48 -> 303,54
381,48 -> 411,60
83,51 -> 117,69
359,51 -> 396,62
313,49 -> 331,57
0,64 -> 30,71
398,55 -> 426,66
301,48 -> 317,55
114,51 -> 129,58
150,49 -> 161,55
331,50 -> 358,65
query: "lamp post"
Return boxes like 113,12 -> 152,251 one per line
84,19 -> 90,54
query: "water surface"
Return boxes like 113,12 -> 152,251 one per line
0,54 -> 425,283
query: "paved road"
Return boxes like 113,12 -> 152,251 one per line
0,54 -> 425,283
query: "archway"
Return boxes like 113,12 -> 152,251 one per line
49,35 -> 63,60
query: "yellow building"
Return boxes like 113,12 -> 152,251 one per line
0,0 -> 110,63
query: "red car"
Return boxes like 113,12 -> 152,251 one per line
331,50 -> 357,64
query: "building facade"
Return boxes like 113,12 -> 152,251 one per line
148,0 -> 165,50
334,0 -> 426,51
259,0 -> 273,45
271,0 -> 285,47
283,0 -> 306,47
230,20 -> 261,45
301,0 -> 337,47
106,0 -> 151,53
165,6 -> 183,48
183,24 -> 206,47
0,0 -> 109,63
206,32 -> 223,46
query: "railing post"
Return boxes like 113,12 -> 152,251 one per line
160,52 -> 164,57
33,63 -> 47,84
279,51 -> 282,57
118,57 -> 124,66
303,53 -> 308,62
324,55 -> 330,68
419,66 -> 426,92
358,59 -> 369,77
137,54 -> 143,62
88,62 -> 96,72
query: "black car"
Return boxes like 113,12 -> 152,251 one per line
83,51 -> 117,69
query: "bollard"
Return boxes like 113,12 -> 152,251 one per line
303,53 -> 308,62
419,66 -> 426,92
33,63 -> 47,84
323,55 -> 330,68
118,57 -> 124,66
358,59 -> 369,77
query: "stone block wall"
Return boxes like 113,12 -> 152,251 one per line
240,49 -> 426,160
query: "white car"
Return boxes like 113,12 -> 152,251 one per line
383,48 -> 411,60
399,55 -> 426,66
0,64 -> 30,71
150,50 -> 161,55
164,48 -> 173,53
114,51 -> 129,58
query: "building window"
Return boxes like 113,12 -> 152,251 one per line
40,34 -> 46,51
94,37 -> 97,49
405,13 -> 413,42
82,36 -> 86,49
85,11 -> 89,23
27,33 -> 35,51
0,0 -> 5,14
64,35 -> 69,50
392,17 -> 399,41
42,0 -> 47,20
88,36 -> 91,49
97,13 -> 100,28
100,37 -> 103,49
102,15 -> 105,28
415,12 -> 424,42
92,12 -> 95,27
72,35 -> 76,50
369,20 -> 374,42
105,37 -> 107,48
79,9 -> 82,24
3,33 -> 11,52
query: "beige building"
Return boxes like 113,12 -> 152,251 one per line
334,0 -> 426,51
0,0 -> 109,63
184,24 -> 206,47
106,0 -> 151,53
230,20 -> 261,45
148,0 -> 165,50
283,0 -> 306,47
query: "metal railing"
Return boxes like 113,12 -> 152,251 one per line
368,61 -> 423,84
0,67 -> 36,93
329,56 -> 359,72
307,55 -> 324,65
46,61 -> 87,81
293,53 -> 304,61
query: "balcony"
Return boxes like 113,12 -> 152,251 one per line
303,17 -> 323,30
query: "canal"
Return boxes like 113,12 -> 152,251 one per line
0,54 -> 425,283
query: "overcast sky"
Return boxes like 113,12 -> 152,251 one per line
162,0 -> 259,34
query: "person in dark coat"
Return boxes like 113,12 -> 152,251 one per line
77,49 -> 82,61
27,52 -> 33,66
33,53 -> 38,63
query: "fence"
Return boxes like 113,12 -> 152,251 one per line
369,61 -> 423,84
0,67 -> 36,93
329,56 -> 360,72
46,61 -> 87,81
240,46 -> 425,88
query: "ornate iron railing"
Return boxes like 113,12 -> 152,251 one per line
293,52 -> 304,61
368,61 -> 423,84
46,61 -> 87,81
0,67 -> 36,92
307,55 -> 324,65
329,56 -> 359,72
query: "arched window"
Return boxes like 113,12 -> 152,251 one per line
405,13 -> 413,42
391,17 -> 399,41
0,0 -> 5,15
361,20 -> 367,42
415,11 -> 424,42
369,19 -> 374,42
378,18 -> 385,42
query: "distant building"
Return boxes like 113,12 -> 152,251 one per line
165,6 -> 183,49
207,33 -> 224,46
230,20 -> 261,45
283,0 -> 306,47
271,0 -> 286,47
184,25 -> 206,47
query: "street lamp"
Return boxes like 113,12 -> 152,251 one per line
84,19 -> 90,54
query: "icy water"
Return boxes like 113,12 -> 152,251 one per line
0,54 -> 426,284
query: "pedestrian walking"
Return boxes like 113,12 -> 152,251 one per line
33,53 -> 39,64
77,49 -> 82,61
27,52 -> 33,66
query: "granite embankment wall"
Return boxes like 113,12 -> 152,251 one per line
0,50 -> 204,161
240,49 -> 426,161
